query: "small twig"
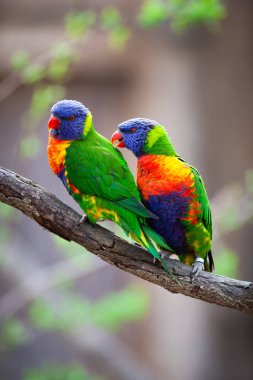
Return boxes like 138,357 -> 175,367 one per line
0,32 -> 102,103
0,165 -> 253,315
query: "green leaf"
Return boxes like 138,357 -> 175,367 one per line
0,202 -> 15,220
29,296 -> 91,331
48,60 -> 70,81
23,363 -> 105,380
215,246 -> 238,278
171,0 -> 225,30
27,85 -> 66,122
19,135 -> 41,159
108,26 -> 131,50
29,300 -> 64,331
22,64 -> 45,84
219,206 -> 241,233
1,318 -> 27,348
10,50 -> 30,71
65,11 -> 96,38
29,285 -> 149,333
138,0 -> 168,27
100,7 -> 121,29
51,43 -> 72,61
48,43 -> 73,81
90,285 -> 149,331
138,0 -> 225,30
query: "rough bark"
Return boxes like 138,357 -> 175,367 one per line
0,165 -> 253,315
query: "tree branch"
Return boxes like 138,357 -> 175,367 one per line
0,165 -> 253,315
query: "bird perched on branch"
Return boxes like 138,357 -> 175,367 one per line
111,118 -> 214,279
47,100 -> 175,278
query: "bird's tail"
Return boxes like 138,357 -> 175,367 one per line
204,250 -> 215,272
132,224 -> 179,284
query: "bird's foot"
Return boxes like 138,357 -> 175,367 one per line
78,214 -> 88,226
190,257 -> 205,282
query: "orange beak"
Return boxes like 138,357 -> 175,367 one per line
111,131 -> 125,148
48,115 -> 61,130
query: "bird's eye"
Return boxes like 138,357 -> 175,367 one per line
122,127 -> 137,134
66,115 -> 76,121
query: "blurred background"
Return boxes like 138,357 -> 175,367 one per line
0,0 -> 253,379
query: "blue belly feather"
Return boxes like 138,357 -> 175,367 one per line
144,192 -> 189,253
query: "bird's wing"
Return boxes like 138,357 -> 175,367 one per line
65,139 -> 155,219
190,165 -> 212,237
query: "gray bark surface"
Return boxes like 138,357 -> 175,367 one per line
1,165 -> 253,315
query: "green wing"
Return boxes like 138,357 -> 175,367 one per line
191,165 -> 212,238
65,133 -> 155,219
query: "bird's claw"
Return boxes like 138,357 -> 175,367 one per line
190,258 -> 204,282
78,214 -> 88,226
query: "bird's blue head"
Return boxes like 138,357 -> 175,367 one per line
111,118 -> 158,157
48,99 -> 92,140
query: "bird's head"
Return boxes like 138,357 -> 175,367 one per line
111,118 -> 170,157
111,118 -> 157,157
48,99 -> 92,140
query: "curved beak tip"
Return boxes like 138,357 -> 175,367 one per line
111,131 -> 125,148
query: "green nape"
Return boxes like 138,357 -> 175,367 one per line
143,125 -> 177,156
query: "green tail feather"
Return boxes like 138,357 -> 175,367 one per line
142,225 -> 174,253
204,250 -> 214,272
140,226 -> 180,285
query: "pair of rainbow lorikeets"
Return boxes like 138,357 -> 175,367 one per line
48,100 -> 214,280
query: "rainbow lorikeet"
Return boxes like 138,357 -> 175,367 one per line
47,100 -> 175,275
111,118 -> 214,279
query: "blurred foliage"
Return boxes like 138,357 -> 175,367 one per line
0,318 -> 28,349
216,172 -> 253,235
139,0 -> 225,30
0,203 -> 17,248
20,135 -> 42,159
23,363 -> 105,380
0,202 -> 16,222
29,285 -> 149,333
7,0 -> 225,159
100,7 -> 121,29
65,10 -> 96,38
108,25 -> 132,50
214,246 -> 238,278
27,85 -> 66,123
52,235 -> 90,258
10,50 -> 30,71
22,64 -> 45,84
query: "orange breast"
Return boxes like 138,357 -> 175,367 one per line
137,154 -> 201,225
47,135 -> 71,174
137,154 -> 195,199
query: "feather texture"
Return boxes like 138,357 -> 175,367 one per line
48,101 -> 177,280
114,119 -> 214,272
